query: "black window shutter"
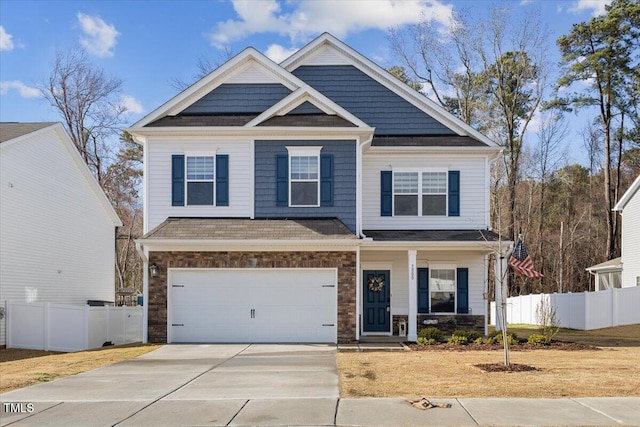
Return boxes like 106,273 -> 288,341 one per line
276,154 -> 288,206
418,268 -> 429,313
216,155 -> 229,206
171,154 -> 185,206
320,154 -> 333,207
448,170 -> 460,216
380,171 -> 392,216
457,267 -> 469,314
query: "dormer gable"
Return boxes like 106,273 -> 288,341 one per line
246,86 -> 369,129
132,48 -> 308,129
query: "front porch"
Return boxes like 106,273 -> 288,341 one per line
357,231 -> 508,342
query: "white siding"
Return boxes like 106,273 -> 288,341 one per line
362,152 -> 489,229
361,250 -> 487,316
621,190 -> 640,288
226,61 -> 282,84
0,128 -> 117,346
146,138 -> 253,232
299,45 -> 351,66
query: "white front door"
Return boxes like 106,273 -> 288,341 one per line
169,268 -> 337,343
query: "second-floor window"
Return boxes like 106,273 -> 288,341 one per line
186,156 -> 214,205
394,171 -> 447,216
290,155 -> 319,206
287,147 -> 322,207
171,153 -> 229,207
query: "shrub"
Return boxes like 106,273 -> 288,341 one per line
452,329 -> 482,342
527,333 -> 551,346
536,298 -> 560,342
486,330 -> 519,345
416,337 -> 437,346
418,327 -> 442,342
473,337 -> 484,345
448,335 -> 468,345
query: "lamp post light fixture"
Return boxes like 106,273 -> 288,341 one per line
150,263 -> 159,277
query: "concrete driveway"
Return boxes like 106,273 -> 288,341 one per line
3,344 -> 640,427
0,344 -> 339,426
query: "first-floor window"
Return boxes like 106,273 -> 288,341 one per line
186,156 -> 214,205
430,269 -> 455,313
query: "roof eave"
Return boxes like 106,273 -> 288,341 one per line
127,126 -> 375,138
368,145 -> 500,153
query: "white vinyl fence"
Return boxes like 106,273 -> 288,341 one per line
491,286 -> 640,330
6,301 -> 143,352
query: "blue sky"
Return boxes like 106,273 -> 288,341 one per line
0,0 -> 611,164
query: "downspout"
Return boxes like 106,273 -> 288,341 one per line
355,132 -> 374,341
357,133 -> 374,239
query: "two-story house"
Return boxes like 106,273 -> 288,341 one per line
130,33 -> 507,344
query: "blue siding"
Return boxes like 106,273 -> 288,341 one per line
292,66 -> 456,136
255,140 -> 357,232
181,84 -> 291,114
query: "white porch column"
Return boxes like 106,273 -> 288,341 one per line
494,255 -> 508,331
408,250 -> 418,341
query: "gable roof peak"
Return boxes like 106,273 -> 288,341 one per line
283,33 -> 499,148
130,46 -> 306,129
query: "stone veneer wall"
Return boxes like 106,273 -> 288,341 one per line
147,251 -> 357,343
417,314 -> 484,336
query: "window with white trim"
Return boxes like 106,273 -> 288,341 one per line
393,171 -> 447,216
430,269 -> 456,313
186,156 -> 214,205
288,147 -> 321,207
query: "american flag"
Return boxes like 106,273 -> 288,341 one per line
508,240 -> 544,278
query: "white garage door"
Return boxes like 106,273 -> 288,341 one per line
169,269 -> 337,343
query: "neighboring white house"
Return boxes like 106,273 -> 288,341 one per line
0,122 -> 122,346
586,175 -> 640,291
614,175 -> 640,288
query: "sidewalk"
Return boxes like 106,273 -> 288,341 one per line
337,397 -> 640,426
2,396 -> 639,426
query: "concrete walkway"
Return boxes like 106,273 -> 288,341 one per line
1,344 -> 639,426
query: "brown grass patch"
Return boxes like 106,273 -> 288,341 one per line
0,343 -> 160,393
338,347 -> 640,398
339,325 -> 640,398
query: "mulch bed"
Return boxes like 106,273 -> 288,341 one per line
405,341 -> 600,352
474,363 -> 539,372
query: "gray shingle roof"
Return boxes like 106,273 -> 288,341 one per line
363,229 -> 502,242
142,218 -> 357,240
146,114 -> 257,127
371,135 -> 488,147
0,122 -> 57,143
258,114 -> 356,127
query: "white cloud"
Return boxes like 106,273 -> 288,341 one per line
120,95 -> 144,114
77,13 -> 120,57
568,0 -> 612,16
0,80 -> 40,98
208,0 -> 453,48
264,44 -> 299,63
0,26 -> 15,51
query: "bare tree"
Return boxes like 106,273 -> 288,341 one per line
40,48 -> 127,184
170,48 -> 235,91
532,113 -> 568,287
